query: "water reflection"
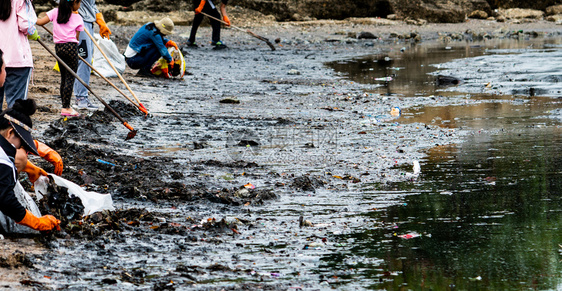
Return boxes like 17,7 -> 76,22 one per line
321,38 -> 562,289
397,96 -> 562,129
319,127 -> 562,289
327,38 -> 562,98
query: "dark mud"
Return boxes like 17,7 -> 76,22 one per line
8,20 -> 562,289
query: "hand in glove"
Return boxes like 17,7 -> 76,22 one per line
17,210 -> 60,231
165,40 -> 179,51
195,0 -> 206,14
169,60 -> 175,69
27,29 -> 40,41
223,15 -> 231,26
22,161 -> 48,183
34,140 -> 63,176
95,13 -> 112,39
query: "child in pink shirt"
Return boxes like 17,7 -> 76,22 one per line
37,0 -> 84,117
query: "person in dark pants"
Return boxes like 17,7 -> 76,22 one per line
37,0 -> 84,117
124,17 -> 179,76
187,0 -> 230,49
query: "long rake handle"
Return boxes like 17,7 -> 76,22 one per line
40,26 -> 143,113
200,12 -> 276,50
83,29 -> 148,114
36,38 -> 137,136
201,12 -> 246,33
79,55 -> 145,113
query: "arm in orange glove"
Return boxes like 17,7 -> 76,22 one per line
95,12 -> 112,39
34,140 -> 63,176
22,161 -> 48,183
220,3 -> 230,26
195,0 -> 206,14
222,15 -> 230,26
17,210 -> 60,231
165,40 -> 179,51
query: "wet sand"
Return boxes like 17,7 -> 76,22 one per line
2,18 -> 561,289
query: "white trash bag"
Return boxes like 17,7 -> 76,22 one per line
34,175 -> 115,216
92,33 -> 126,78
0,182 -> 42,234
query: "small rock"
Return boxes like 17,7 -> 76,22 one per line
234,188 -> 252,198
89,212 -> 104,223
546,15 -> 562,22
170,171 -> 184,179
193,141 -> 209,150
101,278 -> 118,284
498,8 -> 544,20
219,98 -> 240,104
468,10 -> 488,19
303,142 -> 315,148
547,5 -> 562,16
357,32 -> 377,39
288,69 -> 301,75
299,216 -> 313,227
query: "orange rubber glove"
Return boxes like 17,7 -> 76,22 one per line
195,0 -> 205,14
95,13 -> 112,39
34,140 -> 63,176
223,15 -> 231,26
17,210 -> 60,231
165,40 -> 179,51
169,60 -> 175,69
22,161 -> 48,183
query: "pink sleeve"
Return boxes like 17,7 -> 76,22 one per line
76,19 -> 85,32
16,0 -> 38,35
46,9 -> 57,22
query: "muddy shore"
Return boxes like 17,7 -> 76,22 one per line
1,18 -> 561,290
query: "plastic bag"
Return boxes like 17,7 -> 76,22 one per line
150,46 -> 186,79
0,182 -> 41,234
92,34 -> 126,78
34,175 -> 114,216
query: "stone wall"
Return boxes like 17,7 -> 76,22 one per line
32,0 -> 562,23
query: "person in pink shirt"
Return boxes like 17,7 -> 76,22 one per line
0,0 -> 39,109
37,0 -> 84,117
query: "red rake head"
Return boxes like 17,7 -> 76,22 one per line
126,130 -> 138,140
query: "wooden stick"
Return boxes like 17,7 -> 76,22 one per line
200,12 -> 276,51
83,29 -> 149,115
36,38 -> 137,140
40,25 -> 144,114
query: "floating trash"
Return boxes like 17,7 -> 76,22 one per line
390,107 -> 401,117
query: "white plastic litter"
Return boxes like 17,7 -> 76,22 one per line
34,175 -> 114,216
413,160 -> 421,175
15,181 -> 41,217
0,182 -> 41,234
92,33 -> 126,78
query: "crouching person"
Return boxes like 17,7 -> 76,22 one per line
124,17 -> 179,77
0,99 -> 60,233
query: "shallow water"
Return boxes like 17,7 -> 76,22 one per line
327,37 -> 562,98
322,38 -> 562,288
26,36 -> 562,290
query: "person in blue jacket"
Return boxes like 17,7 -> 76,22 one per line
124,17 -> 179,76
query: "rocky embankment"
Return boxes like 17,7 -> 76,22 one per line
33,0 -> 562,25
